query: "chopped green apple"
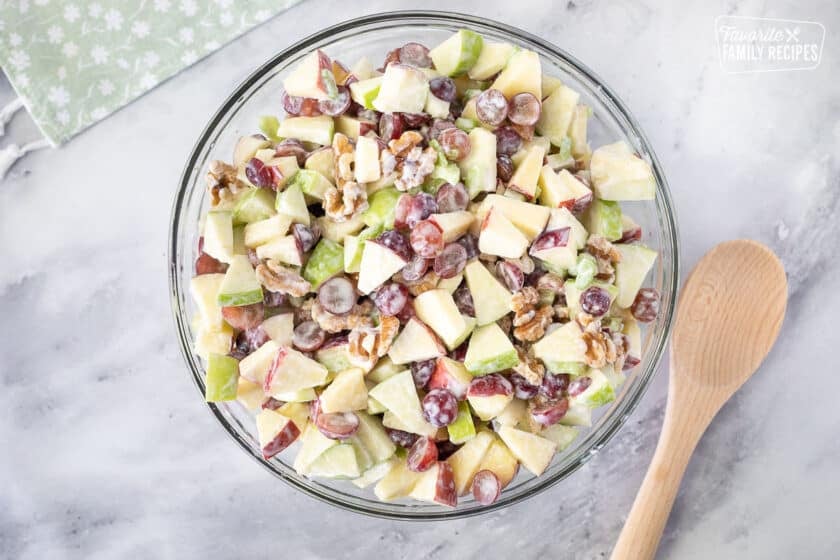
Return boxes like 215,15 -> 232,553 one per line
343,235 -> 361,274
447,401 -> 477,445
368,370 -> 437,437
203,211 -> 234,264
260,312 -> 294,346
264,347 -> 329,395
308,443 -> 362,479
540,73 -> 564,99
427,211 -> 474,243
190,273 -> 226,329
463,260 -> 512,325
424,92 -> 450,118
294,422 -> 339,475
316,213 -> 366,243
458,127 -> 497,198
429,29 -> 484,77
477,437 -> 519,488
238,340 -> 279,385
508,144 -> 546,199
590,141 -> 655,201
446,430 -> 494,495
614,244 -> 658,307
362,188 -> 400,229
355,412 -> 397,464
354,135 -> 382,183
352,459 -> 396,489
287,169 -> 333,202
243,214 -> 292,248
536,83 -> 579,146
414,289 -> 475,350
533,321 -> 586,372
232,188 -> 276,225
540,424 -> 579,450
233,135 -> 272,167
479,207 -> 529,259
349,76 -> 383,109
388,318 -> 446,365
275,181 -> 309,226
315,340 -> 352,373
261,155 -> 300,190
573,369 -> 616,408
476,194 -> 550,241
256,408 -> 301,459
319,367 -> 368,413
559,402 -> 592,427
277,115 -> 335,146
356,238 -> 409,294
490,48 -> 541,99
204,353 -> 239,402
374,456 -> 422,500
302,238 -> 344,289
497,426 -> 556,476
464,323 -> 520,375
367,356 -> 403,384
217,255 -> 263,306
583,198 -> 623,241
283,49 -> 335,101
468,42 -> 515,80
373,64 -> 429,114
255,235 -> 302,266
259,115 -> 280,142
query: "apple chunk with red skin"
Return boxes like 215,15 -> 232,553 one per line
256,408 -> 301,459
427,356 -> 473,400
264,346 -> 329,396
408,461 -> 457,507
357,233 -> 410,295
529,226 -> 576,271
466,373 -> 514,421
283,50 -> 336,101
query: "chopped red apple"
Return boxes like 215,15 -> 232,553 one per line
283,49 -> 335,101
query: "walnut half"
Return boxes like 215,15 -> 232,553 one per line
256,261 -> 311,297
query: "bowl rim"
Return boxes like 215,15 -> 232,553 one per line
169,9 -> 680,520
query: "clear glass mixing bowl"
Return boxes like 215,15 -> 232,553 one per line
169,11 -> 679,520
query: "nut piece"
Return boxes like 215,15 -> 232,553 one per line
586,235 -> 621,283
406,271 -> 439,296
536,273 -> 565,294
206,160 -> 247,205
256,261 -> 311,297
395,146 -> 436,192
388,131 -> 424,158
582,329 -> 608,369
348,315 -> 400,371
324,180 -> 368,222
511,287 -> 553,342
512,346 -> 545,386
311,300 -> 373,333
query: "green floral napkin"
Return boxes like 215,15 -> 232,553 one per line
0,0 -> 303,146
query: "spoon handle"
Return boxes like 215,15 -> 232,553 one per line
610,390 -> 712,560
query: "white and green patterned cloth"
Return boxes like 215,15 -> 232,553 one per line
0,0 -> 303,146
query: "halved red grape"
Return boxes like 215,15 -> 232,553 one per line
436,462 -> 457,506
580,286 -> 611,317
412,193 -> 438,225
373,283 -> 409,316
472,469 -> 501,505
398,42 -> 432,67
282,91 -> 304,115
394,194 -> 415,230
436,182 -> 469,212
298,98 -> 322,117
411,359 -> 436,389
245,157 -> 274,188
380,48 -> 400,71
318,86 -> 351,116
475,89 -> 509,126
436,440 -> 461,461
631,288 -> 660,323
396,295 -> 416,323
235,326 -> 270,358
410,220 -> 445,258
401,254 -> 429,283
531,398 -> 569,426
195,252 -> 227,275
375,230 -> 412,262
292,222 -> 320,253
497,155 -> 514,183
276,138 -> 308,166
379,113 -> 405,141
530,227 -> 571,254
567,376 -> 592,397
438,127 -> 471,161
434,243 -> 467,279
386,428 -> 419,448
422,388 -> 459,427
401,112 -> 431,128
429,76 -> 456,102
261,397 -> 285,411
540,372 -> 570,399
263,290 -> 287,308
452,282 -> 475,317
318,275 -> 357,315
467,373 -> 513,397
510,122 -> 535,141
221,303 -> 265,331
508,92 -> 541,126
510,373 -> 540,399
316,411 -> 359,440
496,261 -> 524,292
456,233 -> 479,260
429,118 -> 457,141
407,436 -> 438,472
494,126 -> 522,156
293,320 -> 326,352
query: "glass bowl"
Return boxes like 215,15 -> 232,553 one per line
169,11 -> 679,520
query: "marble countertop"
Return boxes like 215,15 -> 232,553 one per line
2,1 -> 838,558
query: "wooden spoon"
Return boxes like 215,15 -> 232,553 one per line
611,240 -> 787,560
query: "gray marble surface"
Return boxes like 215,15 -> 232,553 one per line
2,1 -> 838,558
